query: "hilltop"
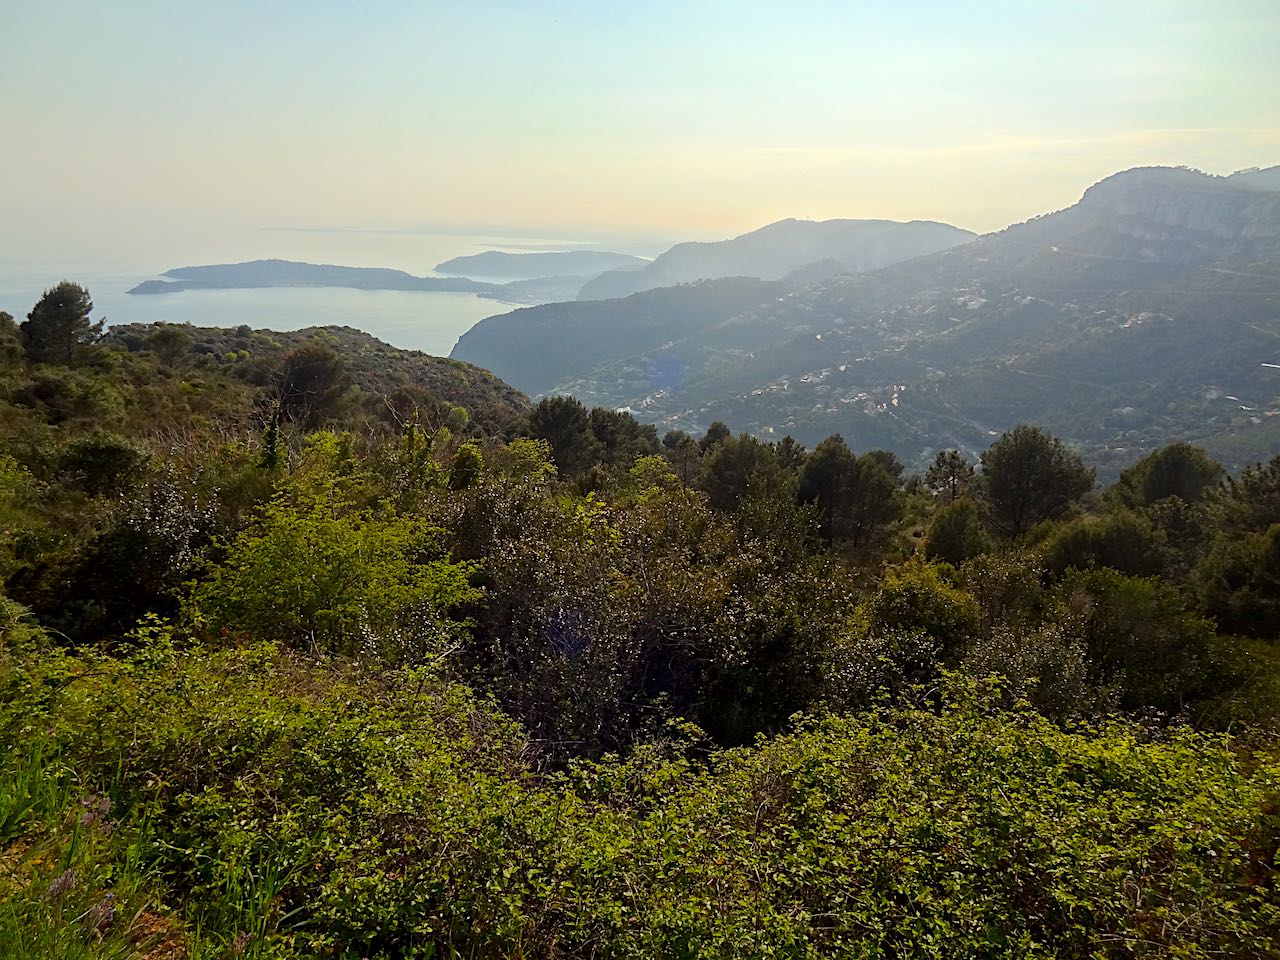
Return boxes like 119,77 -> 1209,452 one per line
1227,164 -> 1280,192
101,322 -> 529,433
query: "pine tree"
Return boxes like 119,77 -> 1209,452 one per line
21,282 -> 103,365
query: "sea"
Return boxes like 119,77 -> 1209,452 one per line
0,225 -> 646,359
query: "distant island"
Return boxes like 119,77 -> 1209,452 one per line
128,260 -> 501,296
434,249 -> 648,279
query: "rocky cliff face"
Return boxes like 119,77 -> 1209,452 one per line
1070,168 -> 1280,261
1227,165 -> 1280,192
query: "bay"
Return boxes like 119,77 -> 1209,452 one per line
0,226 -> 609,358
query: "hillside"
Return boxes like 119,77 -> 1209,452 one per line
101,322 -> 529,433
1228,164 -> 1280,191
435,249 -> 648,279
513,167 -> 1280,476
577,217 -> 975,300
451,277 -> 787,397
5,279 -> 1280,959
474,273 -> 596,305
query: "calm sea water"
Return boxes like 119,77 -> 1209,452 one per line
0,227 -> 621,359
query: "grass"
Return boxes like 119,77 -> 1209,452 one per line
0,746 -> 184,960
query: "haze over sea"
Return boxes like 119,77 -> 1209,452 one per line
0,225 -> 661,358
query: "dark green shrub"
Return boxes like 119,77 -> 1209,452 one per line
925,498 -> 990,565
1033,509 -> 1166,579
860,560 -> 981,661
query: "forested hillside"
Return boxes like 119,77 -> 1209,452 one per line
466,167 -> 1280,478
1,283 -> 1279,957
452,277 -> 787,397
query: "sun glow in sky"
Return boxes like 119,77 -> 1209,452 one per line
2,0 -> 1277,249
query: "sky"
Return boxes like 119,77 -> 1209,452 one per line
2,0 -> 1278,256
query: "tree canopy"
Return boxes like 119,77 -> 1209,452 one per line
20,281 -> 103,365
981,424 -> 1095,536
797,435 -> 901,548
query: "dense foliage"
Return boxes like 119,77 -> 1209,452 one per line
1,297 -> 1278,957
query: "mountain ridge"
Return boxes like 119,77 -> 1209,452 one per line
455,165 -> 1280,476
577,217 -> 976,300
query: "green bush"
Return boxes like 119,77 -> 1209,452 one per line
961,622 -> 1103,719
1032,510 -> 1166,579
860,560 -> 981,661
1197,523 -> 1280,638
924,498 -> 990,566
188,489 -> 480,656
1052,568 -> 1222,715
958,551 -> 1047,636
2,641 -> 1277,959
56,431 -> 149,498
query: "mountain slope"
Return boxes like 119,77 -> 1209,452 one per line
577,218 -> 975,300
451,278 -> 786,398
519,166 -> 1280,475
1228,165 -> 1280,192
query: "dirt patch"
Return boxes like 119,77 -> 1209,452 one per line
133,910 -> 188,960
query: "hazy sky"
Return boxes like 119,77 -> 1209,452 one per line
3,0 -> 1278,249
